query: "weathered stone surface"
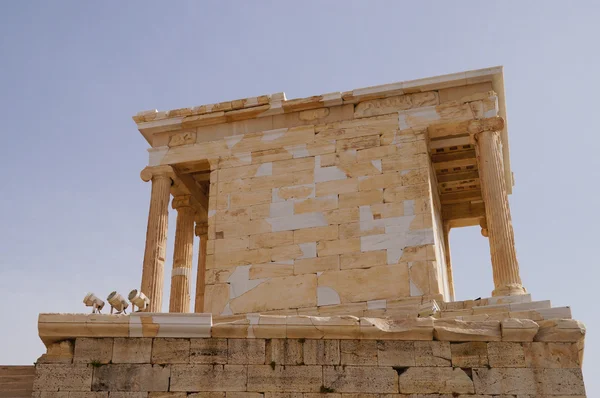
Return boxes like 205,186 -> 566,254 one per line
33,364 -> 92,392
472,368 -> 536,395
148,393 -> 186,398
73,338 -> 113,364
318,265 -> 410,304
535,319 -> 586,342
247,365 -> 322,392
398,367 -> 474,394
188,393 -> 225,398
229,275 -> 317,314
266,339 -> 303,365
359,317 -> 434,340
224,393 -> 263,398
535,368 -> 586,395
91,364 -> 169,392
340,340 -> 377,365
501,318 -> 539,342
523,342 -> 580,368
228,339 -> 266,364
152,338 -> 190,364
450,342 -> 488,367
323,366 -> 397,393
190,338 -> 228,364
37,340 -> 74,364
112,338 -> 152,364
434,320 -> 501,341
170,364 -> 247,392
487,342 -> 526,367
303,339 -> 340,365
105,393 -> 148,398
414,341 -> 451,367
376,341 -> 415,366
263,393 -> 302,398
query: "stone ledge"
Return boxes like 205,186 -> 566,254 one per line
38,313 -> 585,348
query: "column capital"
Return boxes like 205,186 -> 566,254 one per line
467,116 -> 505,136
172,195 -> 196,211
195,222 -> 208,237
140,165 -> 174,182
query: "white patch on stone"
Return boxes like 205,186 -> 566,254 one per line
129,316 -> 143,337
410,280 -> 423,296
315,166 -> 348,183
404,200 -> 415,216
272,188 -> 281,203
285,144 -> 310,158
398,114 -> 409,130
208,209 -> 217,218
266,213 -> 328,232
317,286 -> 341,306
269,201 -> 294,218
298,242 -> 317,259
371,159 -> 382,172
314,155 -> 322,168
225,135 -> 244,149
255,162 -> 273,177
246,313 -> 260,325
359,206 -> 374,223
387,248 -> 404,265
221,303 -> 233,316
361,233 -> 404,252
227,265 -> 267,299
234,152 -> 252,164
316,272 -> 323,277
401,169 -> 411,175
405,230 -> 435,246
261,128 -> 287,142
484,96 -> 499,118
367,299 -> 387,310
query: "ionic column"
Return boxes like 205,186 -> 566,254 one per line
194,221 -> 208,313
169,195 -> 196,313
140,166 -> 174,312
472,119 -> 526,296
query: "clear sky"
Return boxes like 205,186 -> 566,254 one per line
1,0 -> 598,393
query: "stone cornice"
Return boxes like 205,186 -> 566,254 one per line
38,313 -> 584,348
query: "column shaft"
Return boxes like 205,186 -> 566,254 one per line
194,225 -> 208,313
475,130 -> 526,296
169,201 -> 196,313
141,174 -> 172,312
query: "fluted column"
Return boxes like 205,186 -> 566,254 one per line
474,125 -> 526,296
194,221 -> 208,313
140,166 -> 174,312
169,195 -> 196,313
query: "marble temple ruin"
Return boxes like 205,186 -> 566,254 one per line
2,66 -> 587,397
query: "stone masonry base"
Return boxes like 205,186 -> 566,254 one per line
33,336 -> 585,397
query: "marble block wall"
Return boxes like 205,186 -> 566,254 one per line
33,336 -> 586,397
201,107 -> 449,316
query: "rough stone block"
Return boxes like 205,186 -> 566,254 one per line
501,318 -> 539,342
188,393 -> 225,398
33,364 -> 92,392
414,341 -> 451,367
91,364 -> 169,392
73,338 -> 113,364
340,340 -> 377,365
523,342 -> 580,368
535,368 -> 586,395
473,368 -> 536,395
225,393 -> 264,398
323,366 -> 398,393
376,341 -> 415,366
105,393 -> 148,398
263,393 -> 302,398
398,367 -> 474,394
303,339 -> 340,365
152,338 -> 190,364
190,338 -> 228,364
434,320 -> 501,342
228,339 -> 266,364
247,365 -> 322,392
112,338 -> 152,364
450,342 -> 488,367
148,393 -> 186,398
535,319 -> 586,342
170,364 -> 247,392
487,342 -> 526,367
266,339 -> 303,365
37,340 -> 74,364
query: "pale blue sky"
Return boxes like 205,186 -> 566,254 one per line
1,0 -> 599,394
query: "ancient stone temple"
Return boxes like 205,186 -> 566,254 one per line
16,66 -> 587,397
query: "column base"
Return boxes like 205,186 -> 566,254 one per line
492,284 -> 527,297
